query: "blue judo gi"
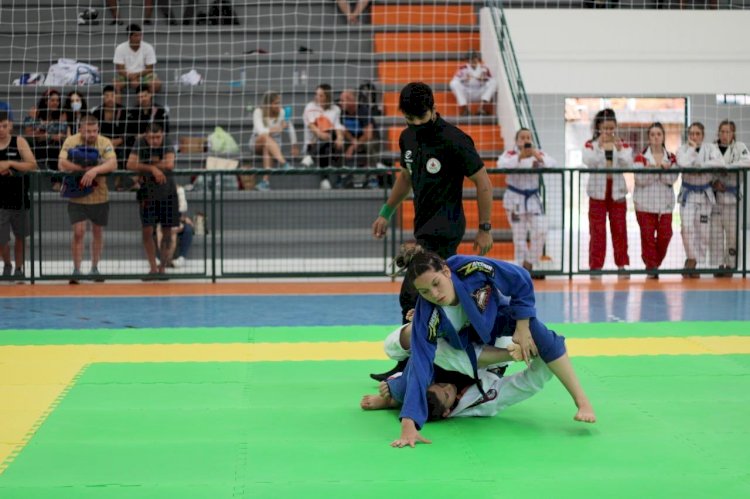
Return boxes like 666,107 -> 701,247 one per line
396,255 -> 567,429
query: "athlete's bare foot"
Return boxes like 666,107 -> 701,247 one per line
574,399 -> 596,423
360,394 -> 396,411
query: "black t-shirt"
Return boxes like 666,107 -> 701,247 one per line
399,115 -> 484,242
91,106 -> 126,146
0,136 -> 30,210
133,136 -> 177,200
125,104 -> 170,140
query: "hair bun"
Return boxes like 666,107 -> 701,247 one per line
395,243 -> 425,270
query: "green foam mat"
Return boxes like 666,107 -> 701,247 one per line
0,321 -> 748,346
1,356 -> 748,498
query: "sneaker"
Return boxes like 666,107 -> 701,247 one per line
617,267 -> 630,280
2,263 -> 11,277
77,8 -> 100,25
320,178 -> 332,190
172,256 -> 185,268
69,269 -> 82,285
90,267 -> 105,283
300,155 -> 314,168
13,268 -> 24,280
281,162 -> 293,170
255,180 -> 270,191
142,271 -> 159,282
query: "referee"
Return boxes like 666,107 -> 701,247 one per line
371,82 -> 494,380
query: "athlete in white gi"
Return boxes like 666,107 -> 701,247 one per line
448,50 -> 497,116
498,128 -> 557,276
710,120 -> 750,274
676,122 -> 725,275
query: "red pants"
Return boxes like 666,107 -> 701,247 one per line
636,211 -> 673,270
588,178 -> 629,270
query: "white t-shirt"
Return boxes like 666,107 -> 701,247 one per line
113,41 -> 157,73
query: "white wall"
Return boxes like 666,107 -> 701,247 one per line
504,9 -> 750,95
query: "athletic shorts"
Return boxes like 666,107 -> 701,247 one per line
67,202 -> 110,227
114,72 -> 157,85
0,209 -> 30,245
140,195 -> 179,228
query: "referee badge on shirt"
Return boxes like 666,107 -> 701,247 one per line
426,157 -> 441,174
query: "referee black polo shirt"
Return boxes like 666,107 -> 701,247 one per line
398,114 -> 485,244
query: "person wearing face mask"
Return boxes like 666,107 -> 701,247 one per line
676,122 -> 725,278
369,82 -> 493,382
582,108 -> 633,279
710,120 -> 749,276
63,91 -> 88,135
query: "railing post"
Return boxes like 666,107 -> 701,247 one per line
210,171 -> 217,283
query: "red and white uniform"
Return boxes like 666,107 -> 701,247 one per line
710,141 -> 750,268
582,140 -> 633,270
633,148 -> 678,270
497,148 -> 557,265
449,63 -> 497,107
676,143 -> 724,264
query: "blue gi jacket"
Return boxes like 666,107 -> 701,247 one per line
399,255 -> 537,429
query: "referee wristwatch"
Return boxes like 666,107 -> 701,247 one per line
478,223 -> 492,232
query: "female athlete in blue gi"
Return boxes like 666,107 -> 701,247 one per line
392,245 -> 596,448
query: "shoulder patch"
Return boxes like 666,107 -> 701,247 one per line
584,141 -> 594,150
427,308 -> 440,342
507,150 -> 517,156
457,260 -> 495,278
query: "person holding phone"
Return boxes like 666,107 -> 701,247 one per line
497,128 -> 556,278
582,108 -> 633,278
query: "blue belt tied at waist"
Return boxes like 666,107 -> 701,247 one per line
680,182 -> 711,206
507,185 -> 541,211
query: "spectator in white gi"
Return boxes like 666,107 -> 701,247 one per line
449,50 -> 497,116
633,122 -> 679,279
676,122 -> 725,278
710,119 -> 750,276
497,128 -> 556,278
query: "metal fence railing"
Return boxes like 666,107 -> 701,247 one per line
1,167 -> 747,283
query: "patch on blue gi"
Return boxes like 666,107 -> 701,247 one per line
456,260 -> 495,278
427,309 -> 440,342
472,285 -> 492,312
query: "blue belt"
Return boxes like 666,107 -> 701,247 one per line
507,185 -> 540,211
680,182 -> 711,206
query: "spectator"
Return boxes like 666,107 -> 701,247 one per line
113,24 -> 161,96
127,123 -> 178,278
335,0 -> 372,24
633,122 -> 679,279
498,127 -> 557,278
106,1 -> 154,25
676,122 -> 724,278
62,91 -> 88,135
582,108 -> 632,278
710,120 -> 750,276
91,85 -> 129,190
339,88 -> 380,188
303,84 -> 345,190
449,50 -> 497,116
23,89 -> 69,181
126,85 -> 170,146
250,91 -> 299,191
58,115 -> 118,284
0,111 -> 37,280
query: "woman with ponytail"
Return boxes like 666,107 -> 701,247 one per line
388,244 -> 595,448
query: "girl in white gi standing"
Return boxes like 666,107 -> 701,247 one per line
633,122 -> 678,278
710,120 -> 749,275
498,128 -> 556,277
676,122 -> 725,277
